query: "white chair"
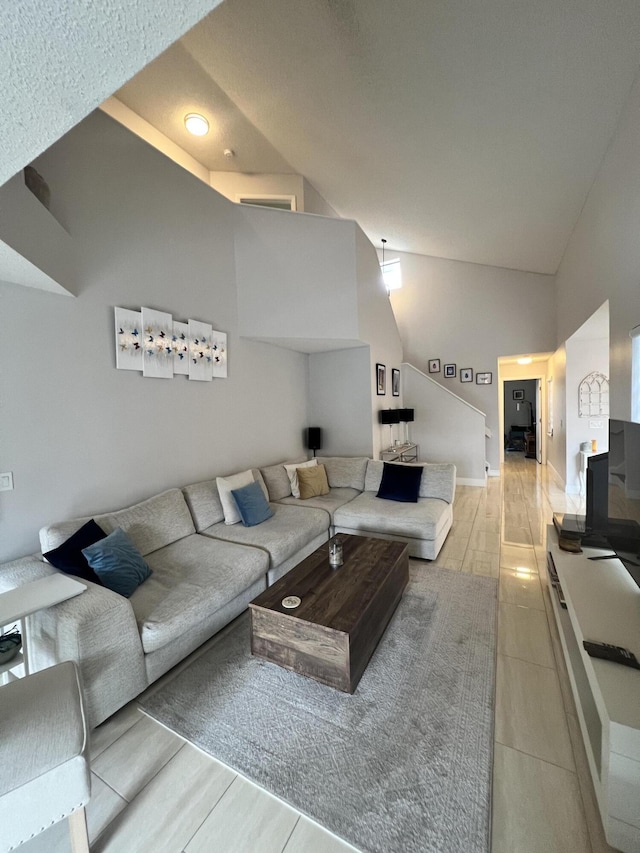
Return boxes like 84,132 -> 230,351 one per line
0,661 -> 91,852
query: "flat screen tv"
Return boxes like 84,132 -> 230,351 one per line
606,419 -> 640,589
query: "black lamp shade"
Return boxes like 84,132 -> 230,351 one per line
306,427 -> 322,451
397,408 -> 415,423
379,409 -> 401,425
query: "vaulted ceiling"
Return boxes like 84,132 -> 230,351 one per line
115,0 -> 640,275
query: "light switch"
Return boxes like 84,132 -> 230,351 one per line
590,420 -> 604,429
0,472 -> 14,491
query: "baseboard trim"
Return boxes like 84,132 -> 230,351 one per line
457,477 -> 487,487
488,469 -> 500,478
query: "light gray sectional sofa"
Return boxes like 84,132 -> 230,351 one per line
0,455 -> 455,728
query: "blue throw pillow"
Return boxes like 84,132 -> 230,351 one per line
231,480 -> 274,527
82,528 -> 152,597
377,462 -> 423,503
43,519 -> 106,585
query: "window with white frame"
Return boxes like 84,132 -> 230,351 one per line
381,259 -> 402,292
632,324 -> 640,422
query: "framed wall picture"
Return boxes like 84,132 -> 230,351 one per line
428,359 -> 441,373
460,368 -> 473,383
444,363 -> 456,378
513,389 -> 525,401
476,372 -> 492,385
376,363 -> 386,395
392,368 -> 400,396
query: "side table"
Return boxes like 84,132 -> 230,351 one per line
380,443 -> 419,462
0,574 -> 86,682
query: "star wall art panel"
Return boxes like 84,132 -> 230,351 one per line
188,319 -> 213,382
142,307 -> 174,379
172,321 -> 189,375
211,330 -> 227,378
115,307 -> 143,371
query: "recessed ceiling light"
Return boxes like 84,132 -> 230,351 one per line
517,357 -> 533,365
184,113 -> 209,136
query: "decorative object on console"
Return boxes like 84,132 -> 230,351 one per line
428,359 -> 440,373
476,372 -> 492,385
376,363 -> 386,395
392,368 -> 400,396
379,408 -> 400,447
306,427 -> 322,457
397,408 -> 415,445
460,368 -> 473,382
114,308 -> 227,380
0,625 -> 22,665
444,363 -> 456,378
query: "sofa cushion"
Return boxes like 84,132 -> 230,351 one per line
259,458 -> 305,501
232,480 -> 274,526
377,462 -> 423,502
277,487 -> 361,521
182,480 -> 225,530
40,489 -> 196,559
42,519 -> 106,585
201,503 -> 329,568
99,490 -> 195,556
82,528 -> 152,597
217,469 -> 255,524
135,534 -> 269,653
183,469 -> 268,532
297,464 -> 330,499
333,492 -> 451,541
316,456 -> 369,490
365,460 -> 456,503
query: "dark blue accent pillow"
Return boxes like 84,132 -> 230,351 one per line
377,462 -> 423,503
82,528 -> 152,597
231,480 -> 274,527
43,519 -> 106,585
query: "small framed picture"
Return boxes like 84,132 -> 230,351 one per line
476,372 -> 492,385
460,368 -> 473,383
429,359 -> 441,373
444,363 -> 456,378
376,363 -> 386,395
392,368 -> 400,396
513,389 -> 525,401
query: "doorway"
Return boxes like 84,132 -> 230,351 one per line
504,379 -> 537,457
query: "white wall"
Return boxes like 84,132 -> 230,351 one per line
389,251 -> 556,471
0,111 -> 309,562
402,365 -> 486,484
565,334 -> 609,492
555,75 -> 640,422
307,347 -> 373,457
303,180 -> 339,218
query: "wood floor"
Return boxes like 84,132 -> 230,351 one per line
19,455 -> 617,853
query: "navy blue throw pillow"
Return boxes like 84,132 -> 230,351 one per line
43,519 -> 106,585
377,463 -> 423,503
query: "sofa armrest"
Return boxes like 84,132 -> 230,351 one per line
0,554 -> 53,593
29,581 -> 147,728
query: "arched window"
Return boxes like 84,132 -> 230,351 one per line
578,372 -> 609,418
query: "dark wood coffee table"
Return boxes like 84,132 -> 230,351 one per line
249,534 -> 409,692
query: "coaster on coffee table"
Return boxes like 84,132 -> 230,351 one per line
282,596 -> 301,609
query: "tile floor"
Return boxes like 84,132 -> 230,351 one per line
18,455 -> 619,853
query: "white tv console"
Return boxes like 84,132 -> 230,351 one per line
546,525 -> 640,852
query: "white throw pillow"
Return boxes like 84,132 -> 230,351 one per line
216,469 -> 255,524
284,458 -> 318,499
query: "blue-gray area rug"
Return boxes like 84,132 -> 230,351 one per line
140,566 -> 498,853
